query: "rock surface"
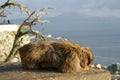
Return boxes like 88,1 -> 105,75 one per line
0,63 -> 111,80
0,24 -> 30,62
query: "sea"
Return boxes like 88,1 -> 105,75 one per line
10,15 -> 120,66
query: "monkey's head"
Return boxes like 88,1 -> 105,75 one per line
80,47 -> 94,68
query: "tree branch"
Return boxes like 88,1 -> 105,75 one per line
0,0 -> 27,10
0,0 -> 28,17
4,10 -> 46,62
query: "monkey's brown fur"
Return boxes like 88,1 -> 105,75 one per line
18,41 -> 94,73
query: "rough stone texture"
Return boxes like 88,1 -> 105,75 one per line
112,75 -> 120,80
0,31 -> 30,62
0,63 -> 111,80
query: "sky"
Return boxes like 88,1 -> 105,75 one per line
1,0 -> 120,34
1,0 -> 120,19
0,0 -> 120,31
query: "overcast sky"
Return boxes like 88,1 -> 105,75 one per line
1,0 -> 120,19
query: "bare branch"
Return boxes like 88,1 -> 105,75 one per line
4,10 -> 46,62
0,0 -> 28,17
18,30 -> 46,41
0,0 -> 27,10
0,0 -> 49,63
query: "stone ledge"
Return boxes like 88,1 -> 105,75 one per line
0,24 -> 19,32
0,63 -> 111,80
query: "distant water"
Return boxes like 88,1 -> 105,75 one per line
11,18 -> 120,66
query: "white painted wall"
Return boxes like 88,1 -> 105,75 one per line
0,24 -> 19,32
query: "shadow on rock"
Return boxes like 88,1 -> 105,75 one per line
0,62 -> 59,73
